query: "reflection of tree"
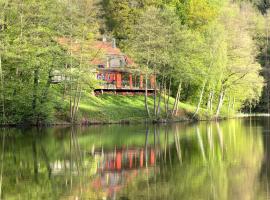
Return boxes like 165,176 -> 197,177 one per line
0,121 -> 266,200
0,130 -> 5,200
118,121 -> 264,200
258,117 -> 270,199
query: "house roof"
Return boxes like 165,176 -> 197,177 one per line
57,37 -> 135,66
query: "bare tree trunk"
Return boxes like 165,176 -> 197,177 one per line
232,97 -> 235,113
174,83 -> 182,116
172,81 -> 182,117
193,80 -> 206,118
166,77 -> 171,118
163,78 -> 167,114
207,90 -> 213,111
32,68 -> 39,124
71,84 -> 79,123
62,64 -> 68,100
210,91 -> 214,113
69,84 -> 73,122
215,89 -> 225,117
74,86 -> 82,119
156,76 -> 164,118
156,83 -> 162,118
145,75 -> 151,118
227,96 -> 231,116
0,56 -> 5,124
266,15 -> 270,113
154,83 -> 157,117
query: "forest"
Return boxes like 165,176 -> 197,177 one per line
0,0 -> 270,125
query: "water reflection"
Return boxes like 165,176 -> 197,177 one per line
0,118 -> 269,199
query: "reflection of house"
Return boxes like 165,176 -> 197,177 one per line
48,146 -> 158,199
92,147 -> 157,199
94,148 -> 156,172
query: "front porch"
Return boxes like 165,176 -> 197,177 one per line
94,69 -> 156,95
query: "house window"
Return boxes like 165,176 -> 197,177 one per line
98,64 -> 105,68
97,74 -> 105,80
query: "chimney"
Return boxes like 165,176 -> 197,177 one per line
112,38 -> 116,48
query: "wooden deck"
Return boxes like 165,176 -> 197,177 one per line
94,88 -> 155,95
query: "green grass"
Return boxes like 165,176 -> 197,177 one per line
78,94 -> 197,122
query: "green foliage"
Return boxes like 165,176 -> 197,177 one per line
0,0 -> 268,125
0,0 -> 99,124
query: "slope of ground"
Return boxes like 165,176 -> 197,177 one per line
78,94 -> 196,123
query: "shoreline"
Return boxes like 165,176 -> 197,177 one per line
0,115 -> 243,128
2,112 -> 269,128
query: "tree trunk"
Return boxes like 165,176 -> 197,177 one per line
155,84 -> 162,118
172,81 -> 182,117
210,91 -> 214,114
154,80 -> 157,118
69,84 -> 73,122
163,78 -> 167,114
145,75 -> 151,118
215,89 -> 225,117
32,68 -> 39,124
266,16 -> 270,113
207,90 -> 213,111
40,69 -> 53,104
227,96 -> 231,116
166,77 -> 171,118
74,86 -> 82,120
232,96 -> 235,113
174,83 -> 182,116
157,75 -> 164,117
193,81 -> 206,117
0,56 -> 5,124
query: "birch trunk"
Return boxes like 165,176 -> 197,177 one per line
154,80 -> 157,117
193,81 -> 206,117
232,97 -> 235,113
166,77 -> 171,118
174,83 -> 182,116
0,56 -> 5,123
145,75 -> 151,118
32,68 -> 39,124
210,91 -> 214,113
227,96 -> 231,116
215,90 -> 225,117
163,78 -> 167,114
156,76 -> 164,118
156,83 -> 162,118
172,81 -> 182,117
207,90 -> 213,111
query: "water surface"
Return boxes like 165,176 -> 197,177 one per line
0,117 -> 270,200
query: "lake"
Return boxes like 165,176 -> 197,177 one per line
0,117 -> 270,200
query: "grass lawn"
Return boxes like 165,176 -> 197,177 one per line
78,94 -> 198,122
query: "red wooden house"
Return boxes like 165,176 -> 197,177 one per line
92,38 -> 156,95
56,37 -> 156,95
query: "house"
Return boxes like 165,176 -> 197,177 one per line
92,37 -> 156,95
55,37 -> 156,95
